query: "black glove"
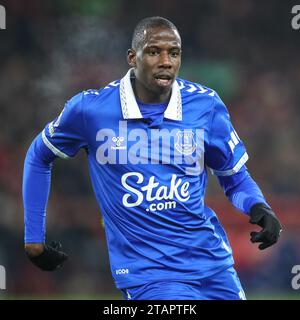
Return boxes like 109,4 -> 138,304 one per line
249,203 -> 282,250
27,241 -> 68,271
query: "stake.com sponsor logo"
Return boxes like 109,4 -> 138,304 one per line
121,172 -> 190,212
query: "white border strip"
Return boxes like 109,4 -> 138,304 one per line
42,129 -> 70,159
210,152 -> 249,176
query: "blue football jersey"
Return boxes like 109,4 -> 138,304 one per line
42,69 -> 248,289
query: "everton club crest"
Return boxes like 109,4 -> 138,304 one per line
175,130 -> 197,155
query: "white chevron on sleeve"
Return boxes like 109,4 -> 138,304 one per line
186,84 -> 198,92
104,81 -> 120,89
197,85 -> 208,94
177,80 -> 185,90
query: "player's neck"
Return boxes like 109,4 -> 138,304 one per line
132,78 -> 171,104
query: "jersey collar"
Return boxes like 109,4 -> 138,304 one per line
119,68 -> 182,121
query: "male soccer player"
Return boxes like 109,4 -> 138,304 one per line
23,16 -> 282,300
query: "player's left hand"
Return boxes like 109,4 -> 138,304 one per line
249,203 -> 282,250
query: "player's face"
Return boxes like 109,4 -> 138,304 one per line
128,27 -> 182,102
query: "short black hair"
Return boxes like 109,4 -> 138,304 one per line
131,16 -> 179,50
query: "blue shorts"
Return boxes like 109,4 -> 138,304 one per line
120,266 -> 246,300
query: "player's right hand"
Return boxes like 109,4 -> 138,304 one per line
25,241 -> 68,271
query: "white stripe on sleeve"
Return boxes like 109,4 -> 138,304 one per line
210,152 -> 249,176
42,129 -> 70,160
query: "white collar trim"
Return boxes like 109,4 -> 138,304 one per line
119,68 -> 182,121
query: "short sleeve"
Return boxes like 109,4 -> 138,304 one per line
42,92 -> 87,159
205,94 -> 248,176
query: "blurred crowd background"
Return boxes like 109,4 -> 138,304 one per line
0,0 -> 300,299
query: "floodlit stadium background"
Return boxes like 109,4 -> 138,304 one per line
0,0 -> 300,300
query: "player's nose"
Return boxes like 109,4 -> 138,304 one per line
158,51 -> 172,68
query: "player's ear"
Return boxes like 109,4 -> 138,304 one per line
127,49 -> 137,67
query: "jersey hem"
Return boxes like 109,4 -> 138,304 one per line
114,259 -> 234,289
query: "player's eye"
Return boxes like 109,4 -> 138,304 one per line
170,50 -> 180,58
149,48 -> 159,56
